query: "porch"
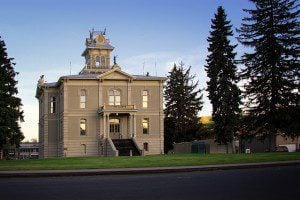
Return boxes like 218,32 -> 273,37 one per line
98,105 -> 138,139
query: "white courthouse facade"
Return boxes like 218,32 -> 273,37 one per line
36,31 -> 165,158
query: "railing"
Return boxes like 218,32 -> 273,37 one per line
99,105 -> 136,112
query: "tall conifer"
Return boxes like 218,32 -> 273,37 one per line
205,6 -> 241,144
237,0 -> 300,141
0,36 -> 24,155
164,62 -> 203,152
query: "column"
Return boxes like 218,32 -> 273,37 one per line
129,114 -> 133,138
98,80 -> 103,107
103,113 -> 106,138
107,113 -> 110,139
133,114 -> 136,138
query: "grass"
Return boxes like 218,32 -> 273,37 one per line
0,153 -> 299,171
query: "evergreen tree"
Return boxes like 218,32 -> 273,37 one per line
237,0 -> 300,141
205,6 -> 241,145
164,62 -> 203,152
0,36 -> 24,155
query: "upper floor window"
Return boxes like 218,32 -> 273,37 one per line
50,97 -> 56,113
80,90 -> 87,108
142,90 -> 148,108
95,55 -> 106,68
100,55 -> 106,68
95,56 -> 101,67
109,90 -> 121,105
80,119 -> 87,136
142,118 -> 149,134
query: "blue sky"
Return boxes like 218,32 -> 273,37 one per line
0,0 -> 253,140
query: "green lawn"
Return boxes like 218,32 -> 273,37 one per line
0,153 -> 299,171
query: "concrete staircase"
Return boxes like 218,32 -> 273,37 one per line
112,139 -> 141,156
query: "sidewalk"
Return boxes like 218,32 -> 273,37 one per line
1,160 -> 299,178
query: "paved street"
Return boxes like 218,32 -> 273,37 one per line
1,165 -> 299,200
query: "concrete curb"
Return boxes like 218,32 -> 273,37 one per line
0,160 -> 299,178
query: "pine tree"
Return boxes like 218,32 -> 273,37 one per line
164,62 -> 203,152
0,36 -> 24,156
237,0 -> 300,141
205,6 -> 241,145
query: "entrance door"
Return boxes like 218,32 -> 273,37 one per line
109,118 -> 121,139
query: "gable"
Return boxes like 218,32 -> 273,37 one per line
104,71 -> 130,79
98,69 -> 133,80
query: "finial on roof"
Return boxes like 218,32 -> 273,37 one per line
113,55 -> 117,65
38,75 -> 45,86
112,55 -> 121,70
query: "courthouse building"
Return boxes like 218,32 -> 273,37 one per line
36,31 -> 165,158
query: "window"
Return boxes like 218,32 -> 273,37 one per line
86,56 -> 90,68
109,118 -> 120,134
142,118 -> 149,134
109,90 -> 121,105
81,144 -> 86,155
95,56 -> 100,67
80,90 -> 87,108
50,97 -> 56,113
143,143 -> 149,151
80,119 -> 86,136
142,90 -> 148,108
95,56 -> 105,68
100,55 -> 106,68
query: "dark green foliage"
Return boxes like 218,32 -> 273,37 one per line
0,36 -> 24,151
164,62 -> 203,152
237,0 -> 300,140
205,6 -> 241,144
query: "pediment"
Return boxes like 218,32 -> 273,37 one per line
98,68 -> 133,80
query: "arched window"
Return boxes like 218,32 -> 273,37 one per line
100,55 -> 106,68
142,118 -> 149,134
80,90 -> 87,108
80,119 -> 87,136
95,56 -> 101,67
142,90 -> 148,108
81,144 -> 86,155
86,56 -> 91,69
109,90 -> 121,105
50,97 -> 56,113
143,143 -> 149,151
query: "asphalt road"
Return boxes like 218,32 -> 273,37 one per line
1,165 -> 299,200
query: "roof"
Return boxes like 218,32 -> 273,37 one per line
133,75 -> 166,80
87,44 -> 114,50
59,72 -> 165,80
61,74 -> 99,79
43,82 -> 57,87
39,70 -> 166,89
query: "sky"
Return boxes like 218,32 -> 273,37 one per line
0,0 -> 254,141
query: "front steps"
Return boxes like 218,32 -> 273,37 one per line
112,139 -> 141,156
